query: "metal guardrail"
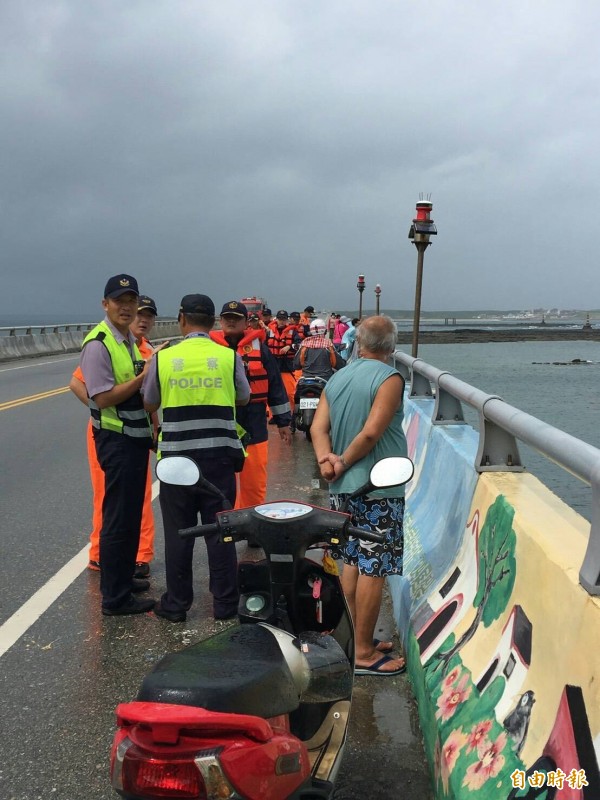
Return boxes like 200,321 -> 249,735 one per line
393,350 -> 600,597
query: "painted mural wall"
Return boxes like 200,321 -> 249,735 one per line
390,397 -> 600,800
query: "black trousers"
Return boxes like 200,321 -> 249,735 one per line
94,429 -> 150,609
159,456 -> 238,618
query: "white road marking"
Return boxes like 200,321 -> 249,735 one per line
0,547 -> 89,658
0,479 -> 160,659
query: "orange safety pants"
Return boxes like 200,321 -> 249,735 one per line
235,440 -> 269,509
280,372 -> 297,414
86,420 -> 155,564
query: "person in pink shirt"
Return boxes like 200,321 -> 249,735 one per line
333,315 -> 350,351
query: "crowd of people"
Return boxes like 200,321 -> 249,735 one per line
73,275 -> 407,675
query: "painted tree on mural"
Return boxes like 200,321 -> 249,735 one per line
433,495 -> 517,675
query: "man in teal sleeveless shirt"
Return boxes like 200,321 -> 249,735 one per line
311,315 -> 407,676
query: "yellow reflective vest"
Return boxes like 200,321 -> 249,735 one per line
82,322 -> 152,440
156,336 -> 244,465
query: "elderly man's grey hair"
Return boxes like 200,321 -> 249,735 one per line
356,315 -> 397,355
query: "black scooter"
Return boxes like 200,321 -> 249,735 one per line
110,455 -> 414,800
294,376 -> 328,441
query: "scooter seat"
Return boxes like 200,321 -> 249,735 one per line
137,624 -> 301,718
297,376 -> 327,387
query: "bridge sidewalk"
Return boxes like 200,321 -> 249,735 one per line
266,429 -> 433,798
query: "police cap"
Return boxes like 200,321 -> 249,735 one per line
104,274 -> 139,299
138,295 -> 158,315
179,294 -> 215,315
220,300 -> 248,318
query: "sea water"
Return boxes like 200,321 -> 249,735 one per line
407,339 -> 600,520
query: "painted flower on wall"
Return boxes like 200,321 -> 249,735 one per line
440,728 -> 467,793
463,731 -> 508,791
443,666 -> 463,690
465,719 -> 493,753
436,673 -> 472,722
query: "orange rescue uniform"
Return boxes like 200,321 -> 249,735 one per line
267,321 -> 301,411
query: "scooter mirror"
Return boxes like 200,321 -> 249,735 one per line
156,456 -> 200,486
369,456 -> 414,489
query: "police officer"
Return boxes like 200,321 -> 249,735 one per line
71,295 -> 160,576
143,294 -> 250,623
79,274 -> 155,616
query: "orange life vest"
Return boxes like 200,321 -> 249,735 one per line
267,323 -> 297,363
210,329 -> 269,404
137,337 -> 154,360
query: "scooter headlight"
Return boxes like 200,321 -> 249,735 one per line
245,595 -> 266,613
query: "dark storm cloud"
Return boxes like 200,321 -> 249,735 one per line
2,0 -> 599,321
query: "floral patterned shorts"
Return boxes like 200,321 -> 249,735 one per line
329,494 -> 405,577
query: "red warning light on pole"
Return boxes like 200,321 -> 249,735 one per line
415,201 -> 433,222
409,198 -> 437,240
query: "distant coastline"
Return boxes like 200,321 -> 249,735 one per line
5,307 -> 600,328
396,327 -> 600,344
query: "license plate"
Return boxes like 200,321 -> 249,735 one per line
299,397 -> 319,409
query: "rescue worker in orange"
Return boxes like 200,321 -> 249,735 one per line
259,308 -> 274,340
289,311 -> 305,340
267,309 -> 302,428
289,311 -> 306,381
299,306 -> 315,338
247,312 -> 261,331
69,295 -> 162,577
211,301 -> 292,511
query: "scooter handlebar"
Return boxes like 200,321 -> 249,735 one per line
346,524 -> 386,544
179,517 -> 386,544
179,522 -> 219,539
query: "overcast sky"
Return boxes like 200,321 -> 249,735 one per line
2,0 -> 599,321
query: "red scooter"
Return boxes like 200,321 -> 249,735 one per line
110,455 -> 413,800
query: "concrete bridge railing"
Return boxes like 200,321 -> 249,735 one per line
0,321 -> 181,362
393,349 -> 600,799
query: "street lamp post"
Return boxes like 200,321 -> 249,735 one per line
375,283 -> 381,315
357,274 -> 366,319
408,199 -> 437,358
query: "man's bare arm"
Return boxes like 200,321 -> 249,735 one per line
69,375 -> 89,406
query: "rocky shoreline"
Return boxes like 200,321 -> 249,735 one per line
396,327 -> 600,345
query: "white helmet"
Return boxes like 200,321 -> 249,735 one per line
309,318 -> 326,335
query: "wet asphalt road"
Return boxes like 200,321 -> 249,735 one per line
0,353 -> 432,799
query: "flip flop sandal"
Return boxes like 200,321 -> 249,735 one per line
373,637 -> 394,654
355,654 -> 406,676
